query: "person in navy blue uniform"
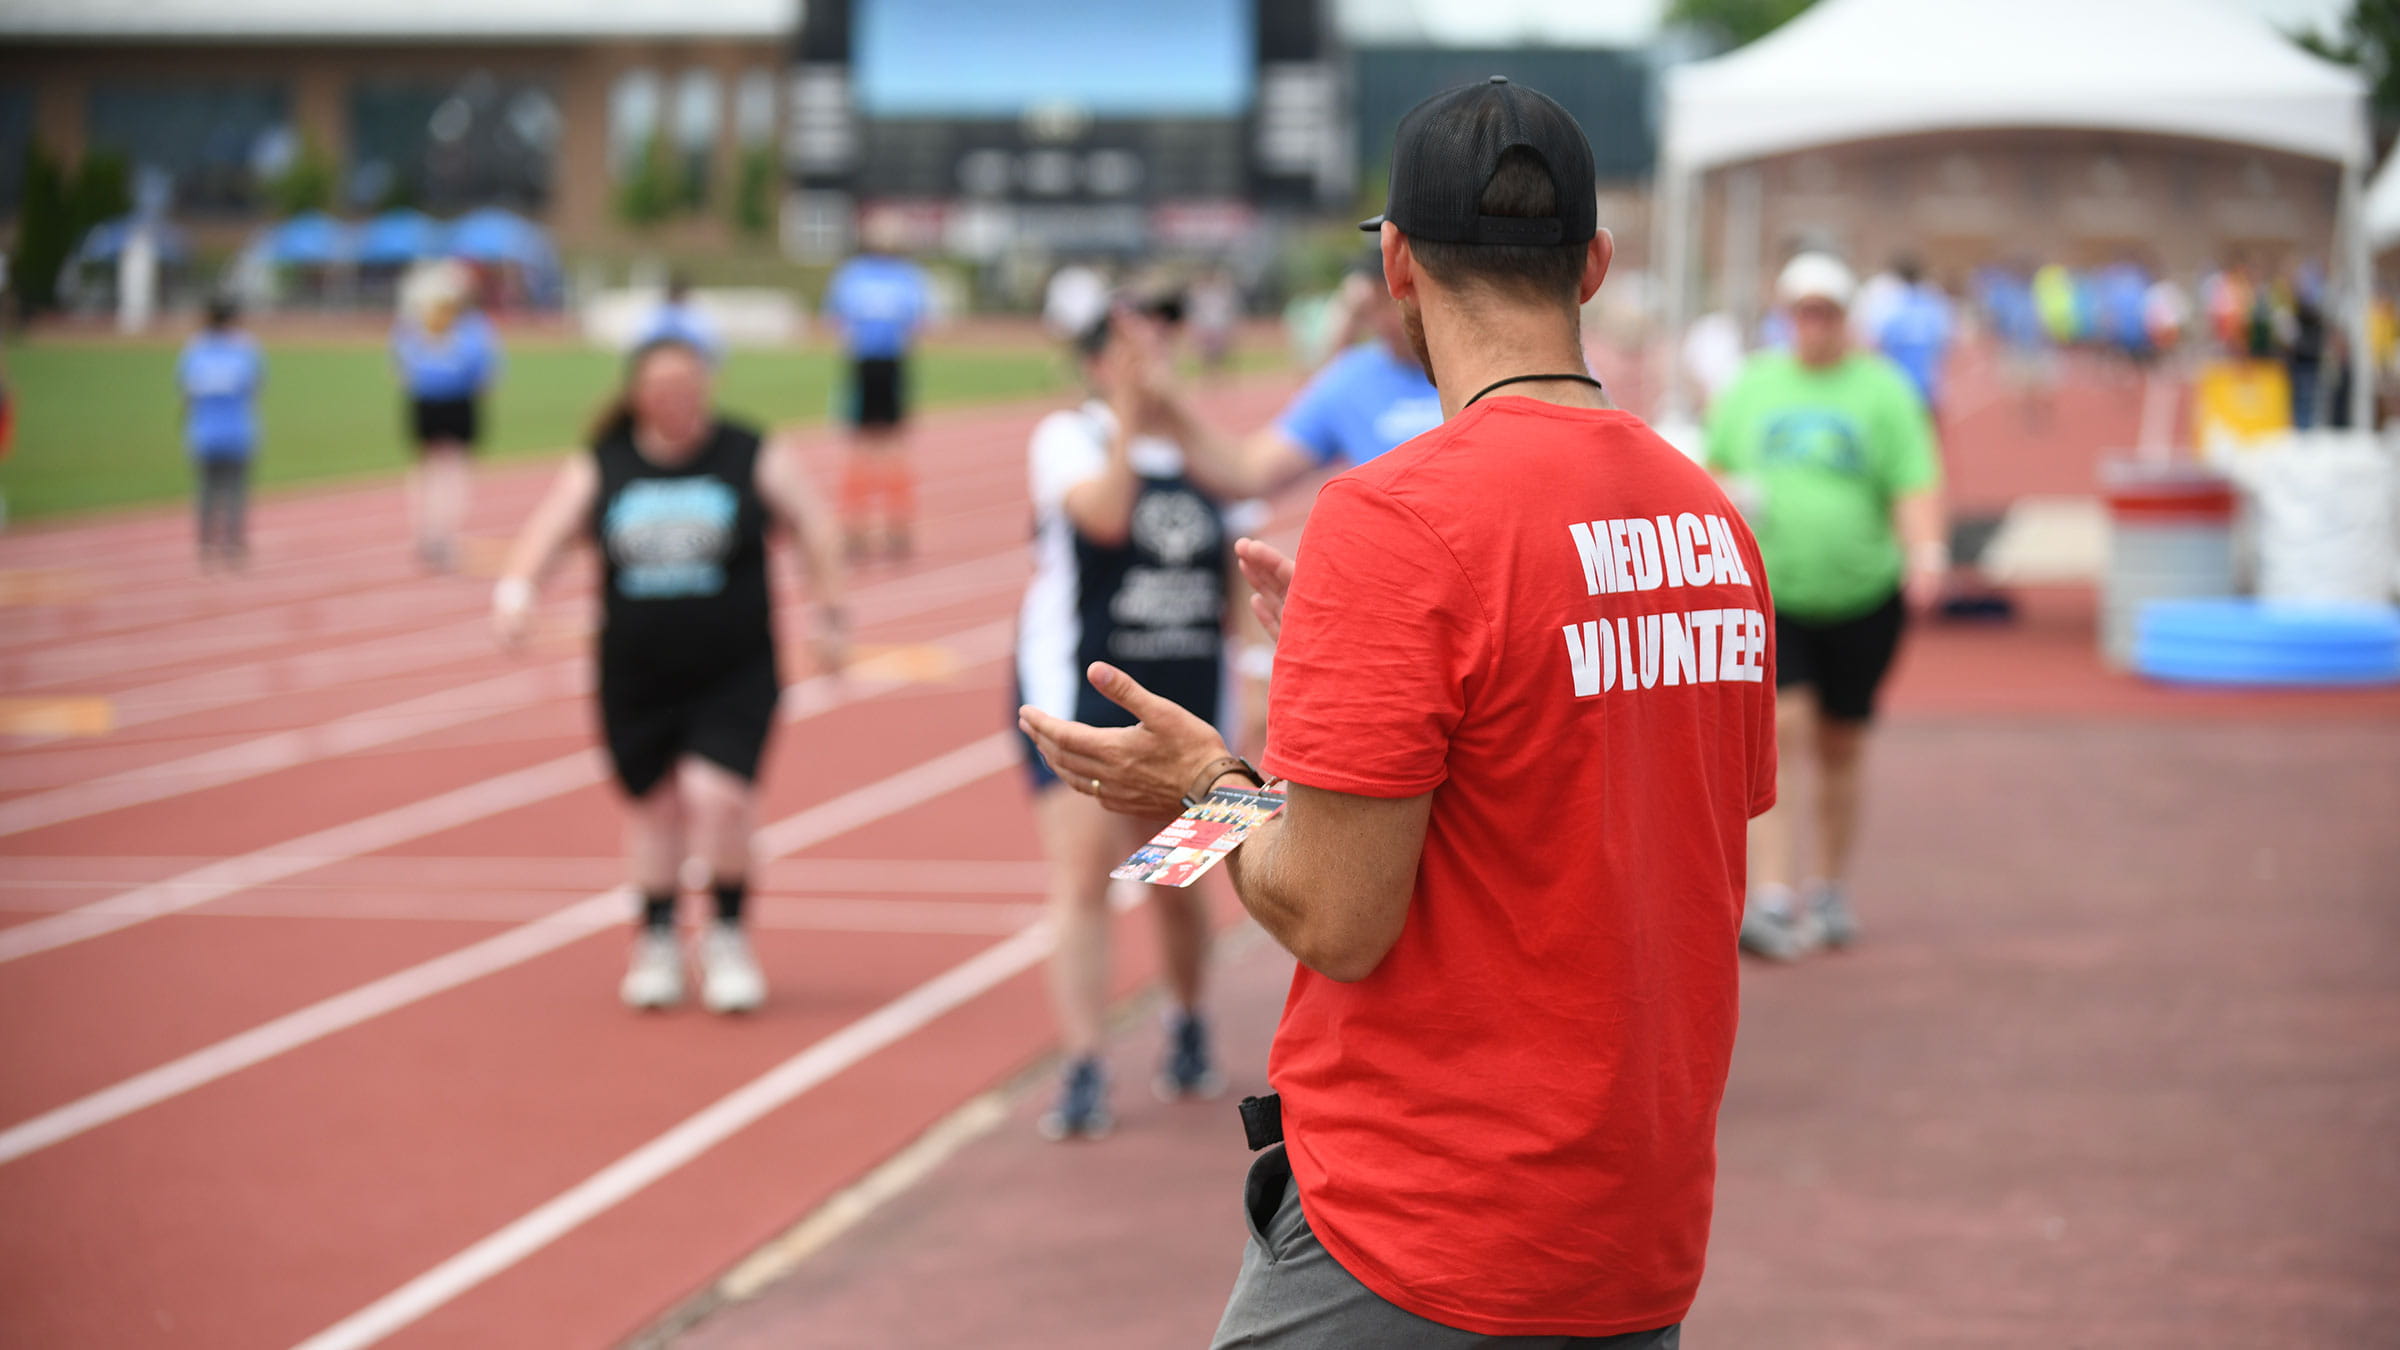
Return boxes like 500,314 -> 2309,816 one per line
1015,303 -> 1257,1138
492,338 -> 847,1014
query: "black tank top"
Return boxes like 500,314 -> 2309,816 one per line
590,418 -> 774,683
1069,456 -> 1228,727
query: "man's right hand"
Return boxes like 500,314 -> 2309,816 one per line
1235,538 -> 1295,642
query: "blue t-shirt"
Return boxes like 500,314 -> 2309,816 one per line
1876,286 -> 1954,409
1272,342 -> 1443,469
393,311 -> 502,401
2091,264 -> 2152,352
824,255 -> 931,359
1977,270 -> 2045,351
633,301 -> 723,363
177,332 -> 264,460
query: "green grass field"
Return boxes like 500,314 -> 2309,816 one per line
0,340 -> 1081,521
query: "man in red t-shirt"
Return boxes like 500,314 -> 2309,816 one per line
1020,77 -> 1776,1347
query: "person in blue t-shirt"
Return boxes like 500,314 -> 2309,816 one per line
822,241 -> 933,560
177,297 -> 265,570
1177,257 -> 1443,500
632,274 -> 723,365
1873,258 -> 1956,419
392,268 -> 503,571
2090,260 -> 2154,364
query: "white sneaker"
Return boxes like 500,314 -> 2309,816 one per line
699,923 -> 766,1014
1739,886 -> 1819,962
621,929 -> 685,1009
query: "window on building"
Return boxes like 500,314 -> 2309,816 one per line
735,68 -> 777,148
610,69 -> 664,177
673,70 -> 722,205
351,76 -> 555,215
86,82 -> 290,213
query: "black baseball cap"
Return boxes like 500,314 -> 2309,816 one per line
1359,76 -> 1597,247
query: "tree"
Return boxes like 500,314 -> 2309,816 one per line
1664,0 -> 1819,50
11,147 -> 132,317
614,134 -> 675,229
732,145 -> 775,238
12,146 -> 72,316
264,137 -> 337,216
2289,0 -> 2400,145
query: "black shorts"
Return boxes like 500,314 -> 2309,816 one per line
848,357 -> 906,429
1775,590 -> 1907,724
409,397 -> 480,450
599,648 -> 781,798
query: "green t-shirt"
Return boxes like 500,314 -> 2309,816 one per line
1703,350 -> 1940,621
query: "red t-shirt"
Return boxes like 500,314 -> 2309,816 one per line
1261,398 -> 1777,1337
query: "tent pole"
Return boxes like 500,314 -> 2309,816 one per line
2342,154 -> 2375,431
1654,161 -> 1697,423
1723,165 -> 1763,342
1651,163 -> 1680,421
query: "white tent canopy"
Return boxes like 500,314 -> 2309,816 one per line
1662,0 -> 2367,174
1651,0 -> 2373,423
2369,145 -> 2400,251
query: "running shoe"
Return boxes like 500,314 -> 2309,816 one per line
1738,892 -> 1816,962
698,922 -> 767,1014
1039,1057 -> 1112,1141
1808,881 -> 1859,950
1154,1010 -> 1226,1102
621,928 -> 685,1009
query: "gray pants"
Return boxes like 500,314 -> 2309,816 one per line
1211,1145 -> 1682,1350
196,458 -> 249,559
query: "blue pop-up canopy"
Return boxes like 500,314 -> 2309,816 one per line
357,209 -> 446,266
261,212 -> 354,266
72,216 -> 193,266
446,207 -> 549,266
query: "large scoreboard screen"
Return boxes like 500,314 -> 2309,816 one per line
854,0 -> 1255,118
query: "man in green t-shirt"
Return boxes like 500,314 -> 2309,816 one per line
1704,252 -> 1948,960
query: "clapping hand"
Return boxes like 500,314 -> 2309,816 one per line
1234,538 -> 1295,642
1018,662 -> 1230,819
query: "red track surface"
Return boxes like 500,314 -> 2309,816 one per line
0,344 -> 2362,1349
0,379 -> 1294,1350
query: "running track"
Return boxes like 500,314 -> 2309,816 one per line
0,341 -> 2162,1347
0,379 -> 1300,1349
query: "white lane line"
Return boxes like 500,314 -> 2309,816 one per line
0,857 -> 1054,902
290,895 -> 1058,1350
0,564 -> 1023,836
0,755 -> 602,965
0,618 -> 1014,965
0,447 -> 1032,672
0,538 -> 1020,764
4,588 -> 475,688
0,889 -> 1041,932
0,664 -> 585,837
0,731 -> 1017,1168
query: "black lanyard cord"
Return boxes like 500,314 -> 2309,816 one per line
1461,372 -> 1607,409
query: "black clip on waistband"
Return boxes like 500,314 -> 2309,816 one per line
1238,1093 -> 1282,1151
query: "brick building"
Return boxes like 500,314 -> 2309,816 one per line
0,0 -> 796,253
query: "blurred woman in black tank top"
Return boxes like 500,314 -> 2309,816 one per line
492,339 -> 846,1014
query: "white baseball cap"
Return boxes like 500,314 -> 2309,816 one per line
1776,252 -> 1856,309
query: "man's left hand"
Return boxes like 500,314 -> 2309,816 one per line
1019,662 -> 1230,818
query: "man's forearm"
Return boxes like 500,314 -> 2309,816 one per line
1223,814 -> 1311,957
1156,393 -> 1279,500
